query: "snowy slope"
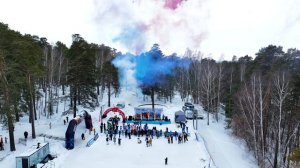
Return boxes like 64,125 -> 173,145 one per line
0,89 -> 257,168
196,107 -> 258,168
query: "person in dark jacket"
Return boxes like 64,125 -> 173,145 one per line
0,136 -> 4,150
118,137 -> 121,145
24,131 -> 28,140
165,157 -> 168,165
100,123 -> 103,133
106,136 -> 109,145
81,133 -> 85,140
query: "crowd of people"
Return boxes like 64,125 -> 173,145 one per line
99,115 -> 190,147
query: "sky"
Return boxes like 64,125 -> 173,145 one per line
0,0 -> 299,60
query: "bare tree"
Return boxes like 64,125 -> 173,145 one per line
272,71 -> 290,168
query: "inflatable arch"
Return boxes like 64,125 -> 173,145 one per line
102,107 -> 126,121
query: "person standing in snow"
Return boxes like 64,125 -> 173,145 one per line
184,132 -> 188,142
128,129 -> 131,139
66,116 -> 69,123
149,137 -> 152,146
103,123 -> 106,133
64,119 -> 66,125
100,123 -> 103,133
113,135 -> 116,145
145,136 -> 149,147
0,136 -> 4,150
118,137 -> 121,146
81,133 -> 85,140
125,129 -> 128,138
24,131 -> 28,140
165,157 -> 168,165
106,136 -> 109,145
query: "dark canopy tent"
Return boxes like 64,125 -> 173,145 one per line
174,111 -> 186,123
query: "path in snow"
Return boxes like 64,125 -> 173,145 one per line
197,113 -> 258,168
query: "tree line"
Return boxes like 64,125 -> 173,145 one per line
175,46 -> 300,167
0,23 -> 119,151
0,22 -> 299,167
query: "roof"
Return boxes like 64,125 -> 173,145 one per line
175,111 -> 185,115
134,107 -> 163,114
16,142 -> 49,158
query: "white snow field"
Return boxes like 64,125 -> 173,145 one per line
0,90 -> 257,168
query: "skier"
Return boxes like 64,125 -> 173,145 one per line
66,116 -> 69,123
165,157 -> 168,165
81,133 -> 85,140
63,119 -> 66,125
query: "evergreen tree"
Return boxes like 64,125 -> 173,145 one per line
67,35 -> 97,117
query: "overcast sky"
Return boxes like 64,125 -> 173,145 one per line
0,0 -> 299,60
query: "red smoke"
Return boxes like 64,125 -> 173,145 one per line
164,0 -> 186,10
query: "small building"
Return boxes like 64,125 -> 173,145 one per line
16,142 -> 50,168
174,111 -> 186,123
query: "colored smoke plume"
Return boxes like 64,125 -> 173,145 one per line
164,0 -> 186,10
113,23 -> 148,54
93,0 -> 208,56
112,44 -> 191,90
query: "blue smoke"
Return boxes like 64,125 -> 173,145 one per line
113,24 -> 146,54
112,44 -> 191,88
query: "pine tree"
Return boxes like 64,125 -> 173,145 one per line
67,35 -> 97,117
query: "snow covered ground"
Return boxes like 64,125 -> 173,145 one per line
0,89 -> 257,168
196,106 -> 258,168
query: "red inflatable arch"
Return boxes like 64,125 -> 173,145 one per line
102,107 -> 126,121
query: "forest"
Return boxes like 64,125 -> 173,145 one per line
0,22 -> 299,167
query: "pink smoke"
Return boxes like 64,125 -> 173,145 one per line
164,0 -> 186,10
